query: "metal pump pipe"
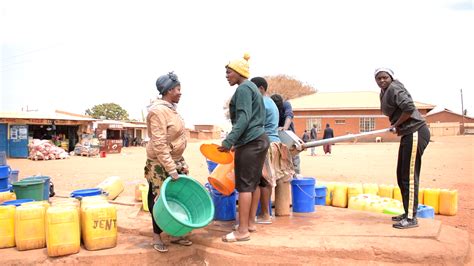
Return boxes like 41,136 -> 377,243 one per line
278,128 -> 394,154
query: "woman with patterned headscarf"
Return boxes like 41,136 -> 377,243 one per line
375,68 -> 430,229
218,54 -> 270,242
145,72 -> 192,252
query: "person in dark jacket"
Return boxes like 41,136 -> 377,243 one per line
301,130 -> 310,143
375,68 -> 430,229
322,123 -> 334,155
310,124 -> 317,156
219,54 -> 269,242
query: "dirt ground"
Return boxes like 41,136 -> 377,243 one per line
7,134 -> 474,247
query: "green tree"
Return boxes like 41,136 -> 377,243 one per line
85,103 -> 129,120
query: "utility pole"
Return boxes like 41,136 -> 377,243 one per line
461,89 -> 465,135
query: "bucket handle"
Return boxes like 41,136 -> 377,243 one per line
294,184 -> 315,199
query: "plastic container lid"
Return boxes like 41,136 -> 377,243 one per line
1,199 -> 35,206
70,188 -> 103,198
199,144 -> 233,164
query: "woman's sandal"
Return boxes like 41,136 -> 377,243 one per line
170,238 -> 193,246
152,242 -> 168,253
222,231 -> 250,242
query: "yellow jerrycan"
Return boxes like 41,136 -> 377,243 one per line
439,189 -> 458,216
22,201 -> 50,212
363,183 -> 379,195
365,198 -> 384,213
378,184 -> 394,199
319,182 -> 335,206
418,188 -> 425,205
97,176 -> 124,200
393,186 -> 402,201
0,190 -> 16,204
46,206 -> 80,257
0,205 -> 16,248
347,183 -> 363,200
348,194 -> 373,211
424,188 -> 440,214
81,203 -> 117,250
15,205 -> 46,251
332,183 -> 348,208
138,184 -> 149,212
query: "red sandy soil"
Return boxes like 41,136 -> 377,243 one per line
6,135 -> 474,259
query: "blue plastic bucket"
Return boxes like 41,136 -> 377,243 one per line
315,196 -> 326,205
0,165 -> 11,178
205,183 -> 236,221
315,185 -> 327,197
23,176 -> 50,200
0,165 -> 11,189
0,185 -> 12,193
417,204 -> 435,219
315,185 -> 327,205
70,188 -> 103,199
291,177 -> 315,213
1,199 -> 35,206
206,159 -> 218,174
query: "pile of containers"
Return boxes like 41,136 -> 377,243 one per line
317,181 -> 458,216
0,190 -> 117,256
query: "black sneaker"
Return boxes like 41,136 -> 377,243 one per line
393,218 -> 418,229
391,213 -> 406,222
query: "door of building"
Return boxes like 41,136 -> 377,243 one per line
0,124 -> 7,154
9,125 -> 29,158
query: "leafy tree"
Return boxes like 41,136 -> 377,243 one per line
85,103 -> 129,120
223,75 -> 317,119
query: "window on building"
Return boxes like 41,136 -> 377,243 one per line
359,117 -> 375,132
306,118 -> 321,132
335,119 -> 345,125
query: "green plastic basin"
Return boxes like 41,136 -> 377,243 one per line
153,175 -> 214,236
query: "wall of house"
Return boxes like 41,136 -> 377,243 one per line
429,122 -> 461,136
294,109 -> 401,142
426,112 -> 474,124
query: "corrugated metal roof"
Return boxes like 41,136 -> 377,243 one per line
289,91 -> 435,111
0,111 -> 97,121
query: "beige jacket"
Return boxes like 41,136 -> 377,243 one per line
146,99 -> 187,174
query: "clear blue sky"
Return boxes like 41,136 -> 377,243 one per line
1,0 -> 473,127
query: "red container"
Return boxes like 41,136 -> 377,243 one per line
100,151 -> 106,158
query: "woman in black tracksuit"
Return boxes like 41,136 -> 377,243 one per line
375,68 -> 431,229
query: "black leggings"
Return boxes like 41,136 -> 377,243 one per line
148,181 -> 162,234
397,125 -> 430,219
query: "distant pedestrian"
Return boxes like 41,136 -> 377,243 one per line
322,123 -> 334,155
310,124 -> 317,156
375,67 -> 430,229
301,130 -> 310,143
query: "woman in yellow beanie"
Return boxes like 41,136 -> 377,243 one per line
218,54 -> 270,242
